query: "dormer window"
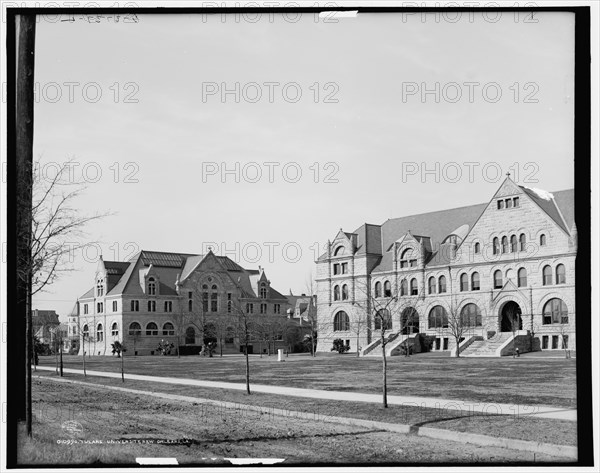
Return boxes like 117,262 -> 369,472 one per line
260,282 -> 268,299
334,246 -> 346,256
400,248 -> 417,268
147,277 -> 156,295
96,279 -> 104,297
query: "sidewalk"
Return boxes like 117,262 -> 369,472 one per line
36,366 -> 576,421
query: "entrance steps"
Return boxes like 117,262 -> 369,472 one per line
461,333 -> 514,357
361,333 -> 417,357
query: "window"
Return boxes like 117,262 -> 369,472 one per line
542,265 -> 552,285
460,303 -> 482,327
497,200 -> 505,209
148,300 -> 156,312
188,299 -> 193,312
428,277 -> 436,295
164,301 -> 172,312
501,236 -> 508,253
401,307 -> 419,334
112,301 -> 117,312
128,322 -> 141,336
162,322 -> 175,336
225,327 -> 234,344
552,335 -> 559,349
341,263 -> 348,274
438,276 -> 447,294
510,235 -> 517,252
493,270 -> 503,289
333,264 -> 340,275
493,237 -> 500,255
384,280 -> 392,297
83,324 -> 89,338
97,302 -> 103,313
260,303 -> 267,314
334,245 -> 345,256
227,293 -> 232,313
399,280 -> 407,297
543,298 -> 568,325
471,272 -> 480,291
96,323 -> 104,342
97,279 -> 104,296
202,284 -> 209,312
260,283 -> 267,299
410,278 -> 418,295
474,242 -> 480,254
185,327 -> 195,344
146,322 -> 158,336
519,233 -> 526,251
333,285 -> 340,301
333,311 -> 350,331
513,197 -> 519,207
400,248 -> 418,268
341,284 -> 349,300
562,335 -> 569,349
506,198 -> 513,209
130,300 -> 139,312
246,303 -> 254,314
274,303 -> 281,314
518,268 -> 527,287
83,304 -> 88,315
188,291 -> 192,299
542,336 -> 548,349
374,309 -> 392,330
374,281 -> 382,298
211,285 -> 218,312
556,264 -> 566,284
460,273 -> 468,292
540,234 -> 547,246
428,306 -> 448,329
147,277 -> 156,295
111,322 -> 118,336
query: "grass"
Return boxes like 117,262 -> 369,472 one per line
39,351 -> 578,408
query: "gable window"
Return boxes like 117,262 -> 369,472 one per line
400,248 -> 417,268
519,233 -> 526,251
471,272 -> 480,291
384,281 -> 392,297
202,284 -> 209,312
227,293 -> 232,313
341,284 -> 349,300
505,198 -> 513,209
333,311 -> 350,331
410,278 -> 418,296
543,265 -> 552,285
211,284 -> 218,312
164,301 -> 172,312
333,285 -> 340,301
112,301 -> 117,312
510,235 -> 518,252
146,322 -> 158,336
84,304 -> 89,315
428,277 -> 436,295
130,300 -> 139,312
374,281 -> 382,298
501,236 -> 508,253
438,276 -> 447,294
111,322 -> 119,336
540,234 -> 547,246
128,322 -> 141,336
96,323 -> 104,342
162,322 -> 175,336
493,237 -> 500,255
513,197 -> 519,207
543,298 -> 568,325
148,300 -> 156,312
459,273 -> 468,292
334,245 -> 345,256
556,264 -> 566,284
260,283 -> 268,299
497,200 -> 505,210
474,242 -> 480,254
147,277 -> 156,295
333,263 -> 340,275
97,279 -> 104,296
493,270 -> 503,289
518,268 -> 527,287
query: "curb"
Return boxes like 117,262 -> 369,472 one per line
35,374 -> 577,461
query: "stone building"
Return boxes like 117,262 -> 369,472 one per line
74,249 -> 292,356
315,176 -> 576,356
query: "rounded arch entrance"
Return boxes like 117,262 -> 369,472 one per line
400,307 -> 419,335
499,300 -> 522,332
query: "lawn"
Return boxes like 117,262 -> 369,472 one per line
38,351 -> 578,408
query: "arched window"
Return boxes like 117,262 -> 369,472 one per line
341,284 -> 349,300
400,248 -> 417,268
334,245 -> 345,256
384,280 -> 392,297
185,327 -> 195,344
510,235 -> 518,253
374,309 -> 392,330
493,270 -> 503,289
428,306 -> 448,329
211,284 -> 218,312
501,236 -> 508,253
128,322 -> 141,336
460,303 -> 482,327
410,278 -> 418,295
147,277 -> 156,295
438,276 -> 447,294
556,264 -> 566,284
202,284 -> 209,312
543,298 -> 568,325
474,242 -> 481,254
518,268 -> 527,287
146,322 -> 158,336
82,324 -> 89,338
460,273 -> 468,292
97,279 -> 104,296
96,323 -> 104,342
374,281 -> 382,298
111,322 -> 118,336
333,285 -> 340,301
162,322 -> 175,336
519,233 -> 526,251
428,277 -> 436,295
401,307 -> 419,334
540,234 -> 547,246
493,237 -> 500,255
543,265 -> 552,285
399,279 -> 407,296
471,272 -> 480,291
333,311 -> 350,331
260,282 -> 267,299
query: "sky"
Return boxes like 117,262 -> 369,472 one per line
30,10 -> 575,320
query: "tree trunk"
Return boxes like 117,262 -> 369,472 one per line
176,336 -> 181,358
220,338 -> 223,357
121,352 -> 124,382
245,342 -> 251,395
82,339 -> 86,377
59,347 -> 63,376
382,340 -> 388,408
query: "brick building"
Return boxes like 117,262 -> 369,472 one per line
315,176 -> 576,356
74,249 -> 293,356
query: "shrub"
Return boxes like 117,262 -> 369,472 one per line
331,338 -> 350,354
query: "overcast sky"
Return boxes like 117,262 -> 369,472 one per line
30,11 -> 575,319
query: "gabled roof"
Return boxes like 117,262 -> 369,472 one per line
103,261 -> 130,275
520,186 -> 570,234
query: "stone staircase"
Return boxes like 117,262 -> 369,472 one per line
361,333 -> 400,357
461,333 -> 513,357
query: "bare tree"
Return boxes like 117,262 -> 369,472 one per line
301,275 -> 320,357
447,297 -> 470,358
230,296 -> 255,394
